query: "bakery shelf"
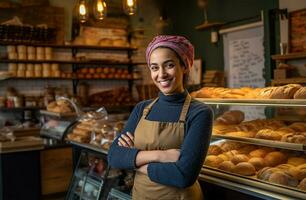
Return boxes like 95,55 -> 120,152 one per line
271,78 -> 306,86
0,41 -> 138,51
196,98 -> 306,107
271,52 -> 306,61
0,106 -> 44,111
199,168 -> 305,200
69,140 -> 109,155
0,58 -> 141,65
212,135 -> 306,151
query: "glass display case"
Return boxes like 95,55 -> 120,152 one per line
197,98 -> 306,200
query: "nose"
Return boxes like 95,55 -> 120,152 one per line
158,66 -> 167,77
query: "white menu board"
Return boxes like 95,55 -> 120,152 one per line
222,25 -> 266,120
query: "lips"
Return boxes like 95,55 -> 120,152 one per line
159,79 -> 172,87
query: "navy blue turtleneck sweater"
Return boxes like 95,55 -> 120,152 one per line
108,90 -> 213,188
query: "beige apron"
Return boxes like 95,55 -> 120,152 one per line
132,94 -> 203,200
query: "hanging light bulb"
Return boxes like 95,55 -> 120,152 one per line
78,0 -> 89,23
93,0 -> 107,20
123,0 -> 137,15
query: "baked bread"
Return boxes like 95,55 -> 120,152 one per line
255,129 -> 282,141
264,151 -> 287,167
231,154 -> 250,165
296,164 -> 306,180
249,148 -> 270,158
225,131 -> 255,138
294,87 -> 306,99
220,142 -> 243,151
215,110 -> 245,125
257,167 -> 280,181
237,145 -> 257,154
248,157 -> 266,171
287,157 -> 306,166
268,171 -> 298,187
218,161 -> 235,172
218,153 -> 231,161
233,162 -> 256,176
298,178 -> 306,191
208,145 -> 224,155
204,155 -> 224,168
288,122 -> 306,132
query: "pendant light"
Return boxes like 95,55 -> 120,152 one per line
93,0 -> 107,20
78,0 -> 89,23
123,0 -> 137,15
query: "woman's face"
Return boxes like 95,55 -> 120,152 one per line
149,48 -> 187,95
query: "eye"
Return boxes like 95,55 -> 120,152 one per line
150,65 -> 159,71
166,63 -> 175,68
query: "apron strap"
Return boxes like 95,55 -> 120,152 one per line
179,94 -> 191,123
142,97 -> 159,118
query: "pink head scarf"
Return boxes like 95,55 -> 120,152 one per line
146,35 -> 194,70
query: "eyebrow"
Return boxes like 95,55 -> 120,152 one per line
150,59 -> 175,65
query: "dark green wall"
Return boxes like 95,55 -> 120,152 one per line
161,0 -> 279,72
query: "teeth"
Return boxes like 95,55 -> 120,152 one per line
160,80 -> 170,87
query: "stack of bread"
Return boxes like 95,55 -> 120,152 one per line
76,67 -> 132,80
204,141 -> 306,191
191,84 -> 306,99
213,111 -> 306,145
46,99 -> 74,113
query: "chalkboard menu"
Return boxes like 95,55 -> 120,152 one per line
289,8 -> 306,53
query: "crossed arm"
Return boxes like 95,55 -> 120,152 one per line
118,132 -> 180,174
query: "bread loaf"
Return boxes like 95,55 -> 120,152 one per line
225,131 -> 255,138
294,87 -> 306,99
268,171 -> 298,187
218,161 -> 235,172
249,148 -> 270,158
287,157 -> 306,166
233,162 -> 256,176
204,155 -> 224,168
264,151 -> 287,167
215,110 -> 245,125
248,157 -> 266,171
231,154 -> 249,165
298,178 -> 306,191
255,129 -> 282,141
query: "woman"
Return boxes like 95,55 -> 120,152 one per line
108,35 -> 213,200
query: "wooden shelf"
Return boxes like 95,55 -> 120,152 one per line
271,52 -> 306,60
195,22 -> 224,30
0,41 -> 137,51
271,77 -> 306,86
0,59 -> 143,65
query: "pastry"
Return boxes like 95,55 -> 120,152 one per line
268,171 -> 298,187
287,157 -> 306,166
233,162 -> 256,176
218,161 -> 235,172
248,157 -> 266,171
204,155 -> 224,168
231,154 -> 249,165
255,129 -> 282,141
264,151 -> 287,167
298,178 -> 306,191
249,148 -> 270,158
225,131 -> 255,138
208,145 -> 224,155
294,87 -> 306,99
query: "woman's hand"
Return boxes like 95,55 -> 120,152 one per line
158,149 -> 180,163
117,132 -> 134,148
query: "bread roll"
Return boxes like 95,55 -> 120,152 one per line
296,164 -> 306,180
294,87 -> 306,99
238,145 -> 257,154
215,110 -> 245,125
231,154 -> 249,165
298,178 -> 306,191
218,153 -> 231,161
255,129 -> 282,141
208,145 -> 224,155
249,148 -> 269,158
268,171 -> 298,187
226,131 -> 255,138
204,155 -> 224,168
257,167 -> 280,181
218,161 -> 235,172
287,157 -> 306,166
233,162 -> 256,176
289,122 -> 306,132
220,141 -> 243,151
248,157 -> 266,171
264,151 -> 287,167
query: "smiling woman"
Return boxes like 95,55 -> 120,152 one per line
108,35 -> 213,200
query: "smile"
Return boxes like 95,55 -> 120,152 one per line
158,79 -> 172,87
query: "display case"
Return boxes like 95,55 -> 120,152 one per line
197,98 -> 306,200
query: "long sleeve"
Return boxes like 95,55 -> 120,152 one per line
147,104 -> 213,188
108,101 -> 148,169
